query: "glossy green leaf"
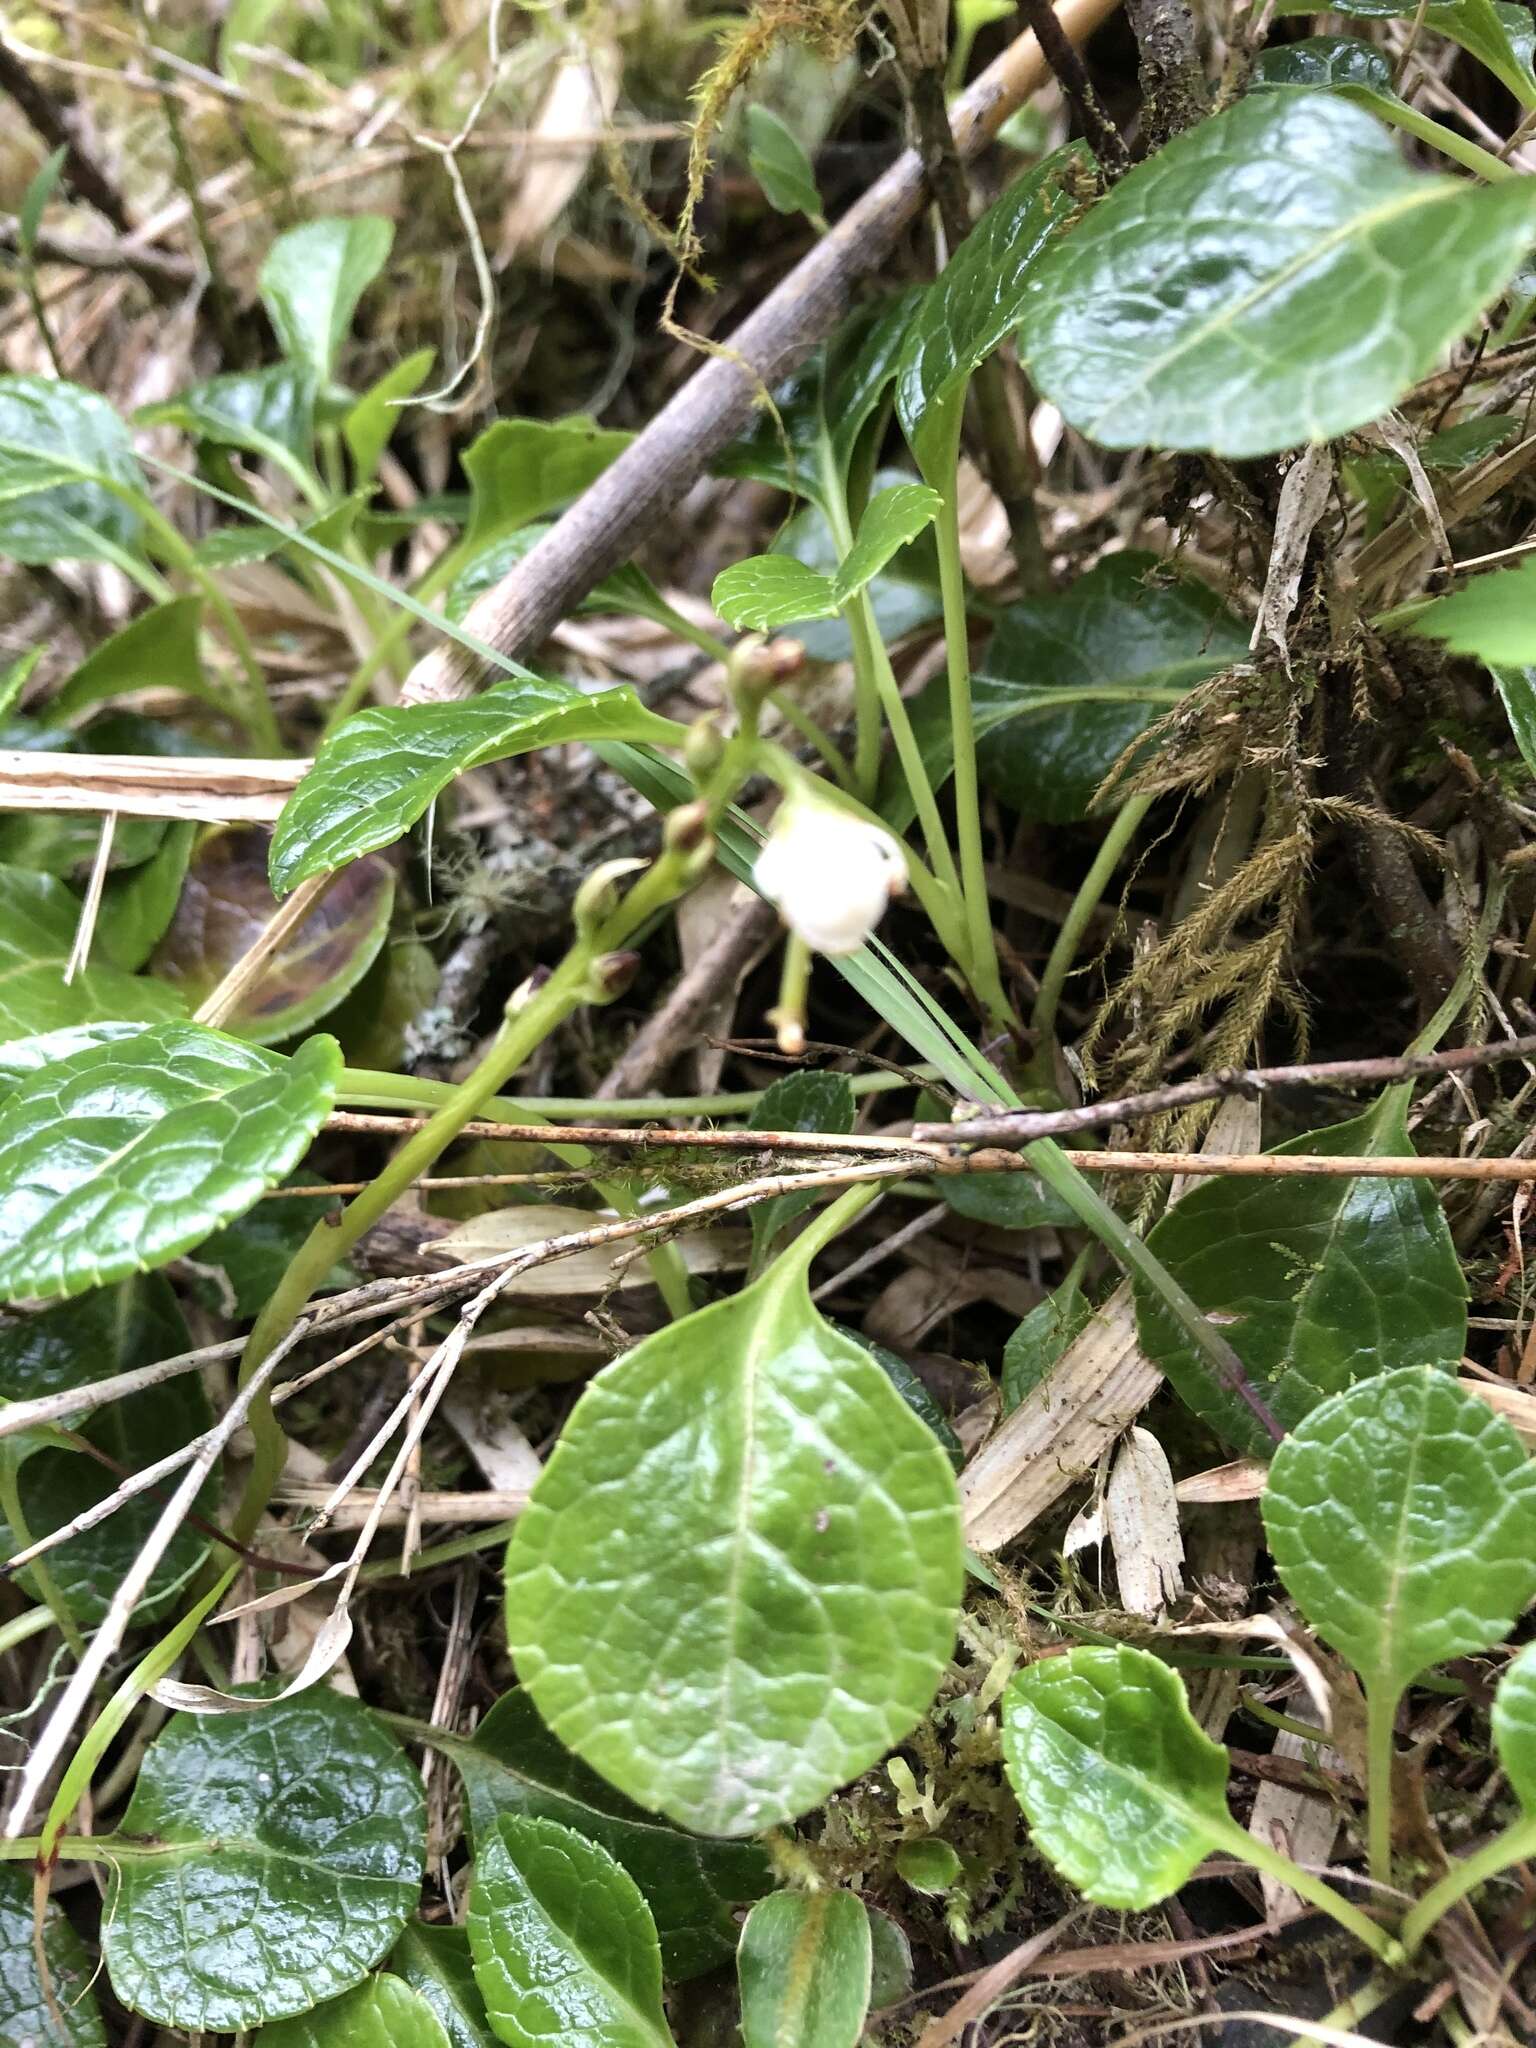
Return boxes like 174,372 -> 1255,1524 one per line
773,479 -> 941,662
1254,33 -> 1395,91
1493,665 -> 1536,777
1410,559 -> 1536,664
55,596 -> 209,719
106,1689 -> 426,2032
1275,0 -> 1536,104
902,553 -> 1246,826
393,1924 -> 499,2048
0,374 -> 146,564
260,1975 -> 453,2048
1001,1645 -> 1232,1908
504,1257 -> 964,1835
838,1327 -> 964,1472
737,1891 -> 870,2048
0,1022 -> 341,1300
711,554 -> 837,631
345,348 -> 436,483
1262,1367 -> 1536,1699
142,366 -> 316,477
1002,1269 -> 1092,1411
96,821 -> 197,972
2,1334 -> 213,1626
1493,1641 -> 1536,1814
269,676 -> 681,894
461,417 -> 632,558
831,483 -> 941,603
826,289 -> 924,482
745,104 -> 823,217
896,149 -> 1085,478
260,216 -> 394,382
151,827 -> 394,1044
0,1020 -> 143,1098
442,1689 -> 767,1979
0,865 -> 184,1039
0,1865 -> 108,2047
466,1817 -> 673,2048
0,1271 -> 186,1406
1135,1092 -> 1466,1457
748,1071 -> 856,1267
1021,93 -> 1536,457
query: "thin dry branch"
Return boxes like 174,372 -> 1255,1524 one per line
913,1032 -> 1536,1143
0,750 -> 300,823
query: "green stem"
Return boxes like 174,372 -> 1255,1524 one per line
932,463 -> 1010,1026
232,732 -> 759,1543
768,688 -> 855,788
1209,1813 -> 1400,1963
0,1834 -> 178,1864
771,1180 -> 880,1283
0,1459 -> 85,1664
1366,1682 -> 1400,1893
1401,1810 -> 1536,1954
1033,794 -> 1152,1044
324,544 -> 464,734
818,433 -> 884,798
1353,86 -> 1519,182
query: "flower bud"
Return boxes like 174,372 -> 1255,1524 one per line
572,856 -> 646,938
506,964 -> 552,1015
683,714 -> 727,782
754,797 -> 906,956
664,800 -> 712,855
584,949 -> 642,1003
727,633 -> 806,700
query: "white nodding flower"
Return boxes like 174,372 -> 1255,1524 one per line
754,798 -> 906,956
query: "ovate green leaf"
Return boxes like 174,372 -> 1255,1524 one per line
0,1022 -> 341,1299
151,827 -> 394,1044
745,104 -> 823,217
466,1817 -> 673,2048
898,553 -> 1244,827
1001,1645 -> 1232,1908
1002,1268 -> 1092,1411
1494,1641 -> 1536,1814
392,1924 -> 499,2048
737,1891 -> 871,2048
1022,93 -> 1536,456
831,482 -> 941,604
96,821 -> 197,972
1275,0 -> 1536,106
748,1070 -> 856,1268
504,1267 -> 964,1835
896,149 -> 1085,478
461,417 -> 632,558
0,1865 -> 107,2047
440,1689 -> 768,1979
56,596 -> 209,719
711,554 -> 837,631
0,865 -> 185,1038
269,677 -> 683,893
1263,1367 -> 1536,1698
1494,664 -> 1536,778
260,1976 -> 452,2048
345,348 -> 436,484
107,1689 -> 425,2031
1409,559 -> 1536,664
1135,1093 -> 1466,1456
0,375 -> 146,564
260,216 -> 394,382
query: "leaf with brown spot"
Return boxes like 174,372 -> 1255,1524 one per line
151,826 -> 394,1045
